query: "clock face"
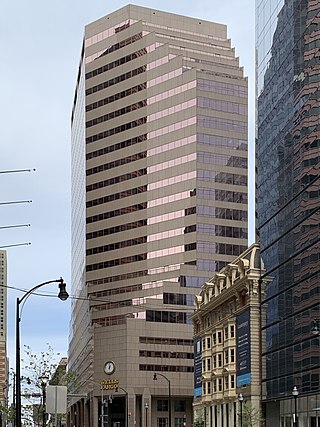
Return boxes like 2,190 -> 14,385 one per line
104,361 -> 115,375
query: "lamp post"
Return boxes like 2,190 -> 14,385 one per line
292,386 -> 299,427
15,278 -> 68,427
115,386 -> 128,427
153,373 -> 171,427
144,403 -> 148,427
238,393 -> 244,427
39,375 -> 49,427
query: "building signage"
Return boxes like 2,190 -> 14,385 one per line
236,308 -> 251,386
194,337 -> 202,397
100,378 -> 119,390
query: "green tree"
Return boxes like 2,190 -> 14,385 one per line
239,402 -> 264,427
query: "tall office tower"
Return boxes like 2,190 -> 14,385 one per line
69,5 -> 248,426
0,251 -> 8,409
256,0 -> 320,425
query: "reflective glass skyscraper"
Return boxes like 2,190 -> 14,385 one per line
69,5 -> 248,426
256,0 -> 320,424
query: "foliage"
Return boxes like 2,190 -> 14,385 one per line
239,402 -> 264,427
192,418 -> 205,427
0,402 -> 15,421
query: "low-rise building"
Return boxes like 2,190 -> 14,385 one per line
191,243 -> 266,426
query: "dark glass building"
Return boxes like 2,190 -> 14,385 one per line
256,0 -> 320,425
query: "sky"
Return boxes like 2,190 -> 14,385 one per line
0,0 -> 255,382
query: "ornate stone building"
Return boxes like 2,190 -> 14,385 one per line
191,243 -> 266,427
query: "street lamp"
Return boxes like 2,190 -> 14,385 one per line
238,393 -> 244,427
292,386 -> 299,427
39,375 -> 49,427
15,278 -> 68,427
144,402 -> 148,427
153,373 -> 171,427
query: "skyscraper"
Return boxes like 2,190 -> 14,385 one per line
69,5 -> 248,426
256,0 -> 320,424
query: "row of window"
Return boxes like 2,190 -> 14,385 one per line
198,132 -> 247,151
139,336 -> 193,346
197,78 -> 247,98
198,115 -> 247,134
140,364 -> 193,372
90,283 -> 142,298
86,203 -> 146,224
198,205 -> 248,221
86,116 -> 147,144
86,185 -> 147,208
197,188 -> 247,204
198,96 -> 247,116
202,374 -> 236,394
156,399 -> 186,412
202,327 -> 236,353
86,219 -> 147,240
86,46 -> 145,82
85,33 -> 143,79
86,134 -> 147,160
85,65 -> 146,98
198,242 -> 248,256
86,253 -> 147,272
146,310 -> 191,324
197,260 -> 228,272
202,349 -> 236,371
86,169 -> 146,192
86,83 -> 146,112
86,100 -> 147,128
139,350 -> 194,359
198,170 -> 247,186
198,151 -> 247,168
86,152 -> 146,176
86,236 -> 147,256
89,270 -> 147,286
163,293 -> 194,306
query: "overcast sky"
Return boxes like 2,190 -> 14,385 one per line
0,0 -> 255,379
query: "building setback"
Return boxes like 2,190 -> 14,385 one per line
69,5 -> 248,426
191,243 -> 266,427
256,0 -> 320,425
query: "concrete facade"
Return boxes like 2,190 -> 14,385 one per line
191,244 -> 266,427
69,5 -> 248,427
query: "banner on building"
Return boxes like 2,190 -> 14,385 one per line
194,337 -> 202,397
236,308 -> 251,386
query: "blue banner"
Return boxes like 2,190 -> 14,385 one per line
194,337 -> 202,396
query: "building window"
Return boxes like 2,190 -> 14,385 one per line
203,359 -> 206,372
230,325 -> 235,338
203,383 -> 206,395
207,381 -> 211,394
213,354 -> 216,368
213,379 -> 217,392
175,418 -> 185,427
218,353 -> 222,367
207,358 -> 211,371
231,375 -> 235,388
207,336 -> 211,349
224,326 -> 228,340
202,339 -> 206,350
212,332 -> 216,345
225,350 -> 229,365
218,378 -> 223,392
157,418 -> 168,427
230,348 -> 235,363
218,331 -> 222,344
157,400 -> 169,411
174,400 -> 186,412
225,376 -> 229,390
